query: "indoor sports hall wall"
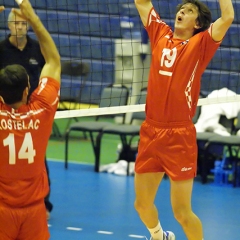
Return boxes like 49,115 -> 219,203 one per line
0,0 -> 240,104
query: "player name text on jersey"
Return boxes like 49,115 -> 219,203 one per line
0,119 -> 40,130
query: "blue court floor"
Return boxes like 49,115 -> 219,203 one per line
47,160 -> 240,240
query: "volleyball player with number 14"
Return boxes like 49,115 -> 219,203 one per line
134,0 -> 234,240
0,0 -> 61,239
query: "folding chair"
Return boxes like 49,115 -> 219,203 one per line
198,115 -> 237,184
202,111 -> 240,187
94,89 -> 147,174
204,135 -> 240,187
59,60 -> 90,110
52,60 -> 90,138
64,84 -> 129,171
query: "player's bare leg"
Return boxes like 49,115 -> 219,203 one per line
134,172 -> 164,227
170,178 -> 203,240
135,172 -> 175,240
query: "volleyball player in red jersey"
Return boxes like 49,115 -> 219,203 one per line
0,0 -> 61,239
134,0 -> 234,240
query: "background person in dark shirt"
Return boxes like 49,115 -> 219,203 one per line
0,9 -> 53,219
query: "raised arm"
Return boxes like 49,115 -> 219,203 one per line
14,0 -> 61,83
211,0 -> 234,42
134,0 -> 153,27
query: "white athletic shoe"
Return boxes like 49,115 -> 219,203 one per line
163,231 -> 175,240
149,231 -> 175,240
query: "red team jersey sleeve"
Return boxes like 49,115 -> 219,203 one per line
145,8 -> 221,123
0,77 -> 60,207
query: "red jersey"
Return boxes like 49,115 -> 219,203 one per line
145,8 -> 221,122
0,77 -> 60,207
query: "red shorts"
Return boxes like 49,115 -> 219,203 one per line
0,201 -> 50,240
135,118 -> 197,181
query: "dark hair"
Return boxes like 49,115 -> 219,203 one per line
0,65 -> 29,104
176,0 -> 212,35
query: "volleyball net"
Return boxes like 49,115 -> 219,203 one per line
1,0 -> 240,120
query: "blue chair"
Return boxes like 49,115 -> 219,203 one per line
201,0 -> 220,22
77,1 -> 89,13
222,24 -> 240,48
208,48 -> 230,71
48,13 -> 121,38
120,3 -> 139,17
232,0 -> 240,24
88,60 -> 115,96
84,15 -> 121,38
152,0 -> 181,20
53,60 -> 90,138
47,0 -> 78,11
78,81 -> 110,104
84,0 -> 128,15
201,69 -> 240,101
55,35 -> 81,58
31,0 -> 47,9
103,17 -> 122,38
93,38 -> 114,60
39,11 -> 79,35
81,14 -> 102,36
64,36 -> 114,60
60,60 -> 90,105
0,8 -> 10,29
0,29 -> 7,41
229,48 -> 240,72
202,70 -> 229,93
201,0 -> 240,24
2,1 -> 16,7
35,10 -> 48,29
59,58 -> 114,100
208,47 -> 240,72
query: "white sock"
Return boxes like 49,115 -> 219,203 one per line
148,221 -> 164,240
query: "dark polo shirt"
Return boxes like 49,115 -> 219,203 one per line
0,35 -> 45,95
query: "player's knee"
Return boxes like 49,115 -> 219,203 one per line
134,199 -> 142,213
172,206 -> 191,226
134,199 -> 151,213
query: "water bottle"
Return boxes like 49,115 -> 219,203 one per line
213,160 -> 223,185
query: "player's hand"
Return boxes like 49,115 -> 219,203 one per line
0,6 -> 5,13
13,0 -> 37,21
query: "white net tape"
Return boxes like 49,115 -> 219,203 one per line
198,94 -> 240,106
55,104 -> 145,119
54,95 -> 240,119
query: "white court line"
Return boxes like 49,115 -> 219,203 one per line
129,234 -> 146,238
48,158 -> 92,166
47,161 -> 142,238
97,230 -> 113,235
66,227 -> 82,231
48,224 -> 51,227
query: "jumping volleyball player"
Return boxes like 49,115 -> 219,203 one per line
0,0 -> 60,239
133,0 -> 234,240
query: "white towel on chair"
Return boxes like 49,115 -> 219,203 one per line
195,88 -> 240,135
99,160 -> 135,176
